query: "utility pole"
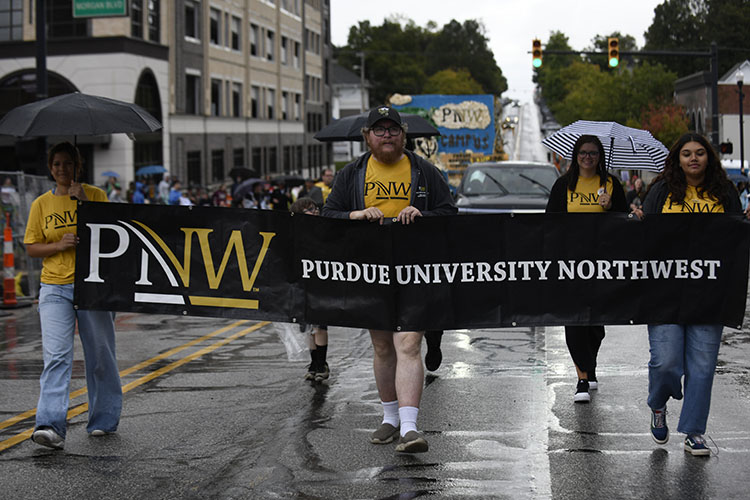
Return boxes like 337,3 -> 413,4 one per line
357,51 -> 366,112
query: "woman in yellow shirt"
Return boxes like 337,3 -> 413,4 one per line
638,133 -> 742,456
546,135 -> 627,404
24,142 -> 122,449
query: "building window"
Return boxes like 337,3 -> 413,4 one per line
131,0 -> 143,38
296,145 -> 303,172
186,73 -> 201,115
211,149 -> 224,182
233,148 -> 245,168
266,88 -> 275,119
211,78 -> 222,116
249,23 -> 259,56
210,8 -> 221,45
251,85 -> 260,118
283,146 -> 291,172
47,2 -> 87,39
268,146 -> 278,173
282,91 -> 288,120
281,36 -> 288,65
266,30 -> 275,61
148,0 -> 160,42
252,147 -> 262,173
187,150 -> 202,186
293,41 -> 300,68
294,93 -> 301,121
0,0 -> 22,41
231,16 -> 241,51
232,82 -> 242,117
185,1 -> 200,40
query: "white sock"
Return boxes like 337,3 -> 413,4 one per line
381,400 -> 399,427
399,406 -> 419,435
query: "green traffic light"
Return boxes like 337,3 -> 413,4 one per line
533,58 -> 542,68
609,57 -> 619,68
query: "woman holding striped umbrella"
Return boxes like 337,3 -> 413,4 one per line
545,134 -> 628,403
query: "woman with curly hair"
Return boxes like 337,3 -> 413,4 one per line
637,133 -> 743,457
546,134 -> 627,404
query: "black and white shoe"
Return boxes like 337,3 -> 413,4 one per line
574,379 -> 590,403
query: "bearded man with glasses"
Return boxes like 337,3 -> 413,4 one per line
323,106 -> 456,453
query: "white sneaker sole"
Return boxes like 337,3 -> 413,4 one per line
588,381 -> 598,390
32,430 -> 64,449
574,392 -> 591,403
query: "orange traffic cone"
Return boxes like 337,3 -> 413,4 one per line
1,212 -> 30,309
3,212 -> 17,306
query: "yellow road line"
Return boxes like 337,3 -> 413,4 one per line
0,320 -> 269,452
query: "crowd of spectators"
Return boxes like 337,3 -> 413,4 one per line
100,170 -> 335,212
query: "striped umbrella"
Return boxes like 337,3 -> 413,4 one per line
541,120 -> 668,172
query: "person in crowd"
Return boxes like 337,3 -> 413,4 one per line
323,106 -> 456,453
626,177 -> 645,211
132,181 -> 145,204
212,184 -> 230,207
195,187 -> 212,207
298,178 -> 324,208
634,133 -> 744,457
108,183 -> 125,203
270,180 -> 292,211
290,197 -> 330,382
24,142 -> 122,449
315,168 -> 335,205
737,181 -> 749,212
545,134 -> 627,404
243,182 -> 269,209
168,180 -> 182,205
104,176 -> 118,196
158,174 -> 171,204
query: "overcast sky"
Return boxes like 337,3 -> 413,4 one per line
329,0 -> 663,101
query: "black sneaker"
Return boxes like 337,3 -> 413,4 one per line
588,369 -> 598,391
425,331 -> 443,371
314,362 -> 330,382
684,434 -> 710,456
304,362 -> 316,381
574,379 -> 590,403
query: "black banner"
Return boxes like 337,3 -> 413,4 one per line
75,202 -> 750,330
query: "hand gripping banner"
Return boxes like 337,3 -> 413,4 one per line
75,202 -> 750,330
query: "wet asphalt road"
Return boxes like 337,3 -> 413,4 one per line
1,304 -> 750,499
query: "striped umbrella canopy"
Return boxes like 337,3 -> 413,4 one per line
541,120 -> 668,172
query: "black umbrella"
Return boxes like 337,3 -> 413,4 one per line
228,167 -> 256,180
313,112 -> 440,142
0,92 -> 162,138
233,178 -> 265,200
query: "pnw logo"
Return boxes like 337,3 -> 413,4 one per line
84,220 -> 275,310
365,181 -> 411,200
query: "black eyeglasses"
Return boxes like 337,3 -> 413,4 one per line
371,126 -> 402,137
578,151 -> 600,158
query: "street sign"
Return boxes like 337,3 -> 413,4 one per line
72,0 -> 128,18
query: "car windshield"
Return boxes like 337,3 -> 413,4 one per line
461,165 -> 557,196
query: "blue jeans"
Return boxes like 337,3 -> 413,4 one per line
36,283 -> 122,438
647,324 -> 722,436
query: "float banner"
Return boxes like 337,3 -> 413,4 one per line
75,203 -> 750,330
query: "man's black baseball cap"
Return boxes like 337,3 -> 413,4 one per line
365,106 -> 404,128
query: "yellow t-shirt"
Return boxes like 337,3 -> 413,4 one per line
661,185 -> 724,213
24,185 -> 108,285
314,181 -> 332,203
566,175 -> 613,213
364,155 -> 412,217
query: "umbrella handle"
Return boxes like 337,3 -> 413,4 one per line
608,137 -> 614,169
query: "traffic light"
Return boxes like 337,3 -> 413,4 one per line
607,37 -> 619,68
720,142 -> 733,154
532,39 -> 542,68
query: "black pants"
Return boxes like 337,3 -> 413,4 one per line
564,325 -> 605,373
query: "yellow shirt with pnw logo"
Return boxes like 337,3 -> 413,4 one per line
24,185 -> 108,285
566,175 -> 614,213
364,155 -> 412,217
661,185 -> 724,213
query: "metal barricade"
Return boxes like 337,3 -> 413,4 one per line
1,172 -> 55,299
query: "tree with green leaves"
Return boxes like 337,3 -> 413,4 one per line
423,68 -> 484,94
644,0 -> 750,78
335,18 -> 507,105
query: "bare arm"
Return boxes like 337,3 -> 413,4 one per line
26,233 -> 78,258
